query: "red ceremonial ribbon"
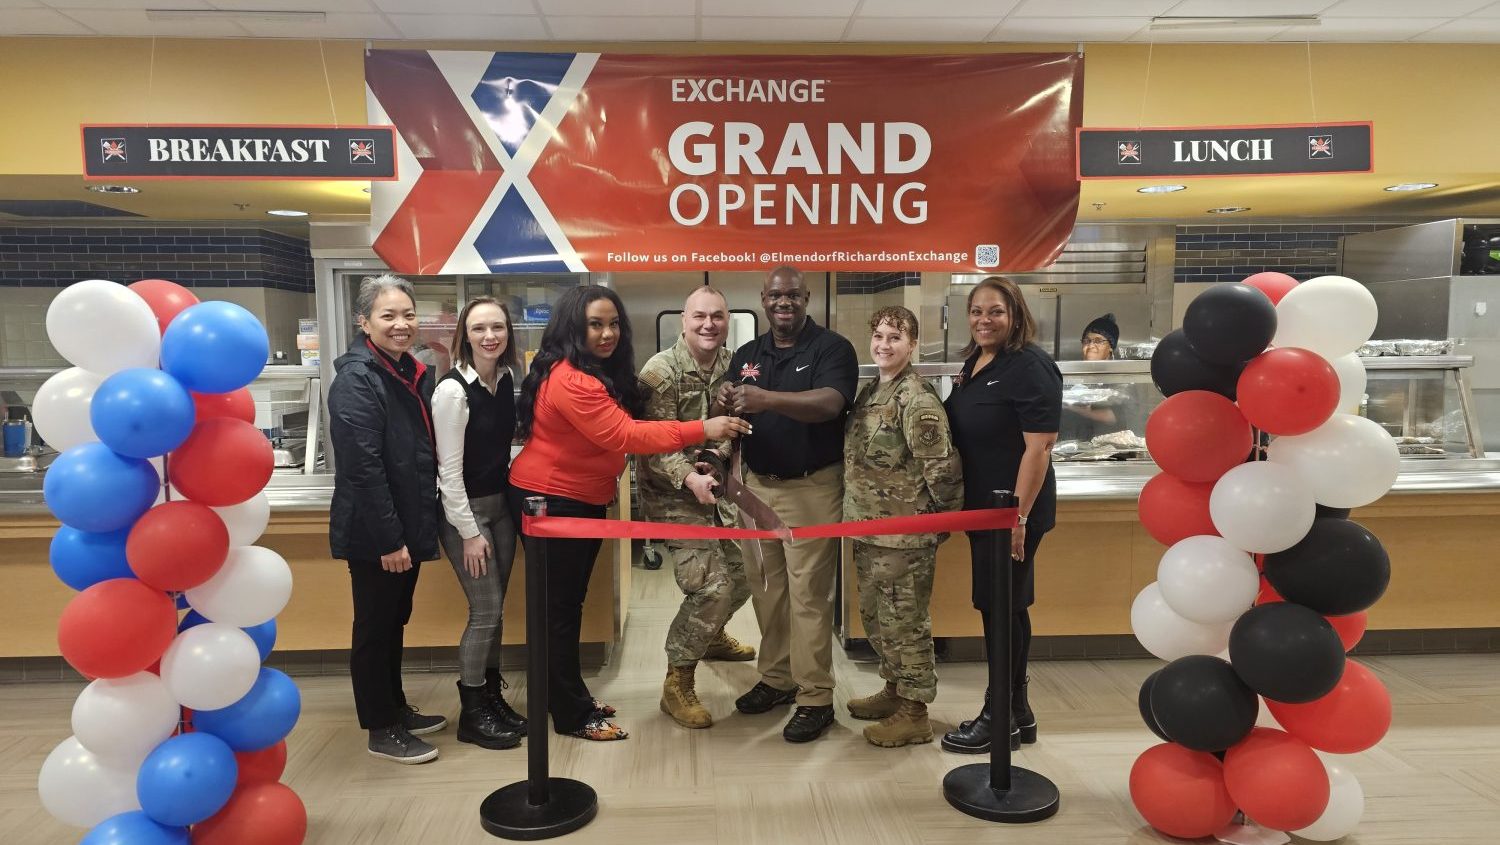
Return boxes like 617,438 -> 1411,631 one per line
522,508 -> 1017,541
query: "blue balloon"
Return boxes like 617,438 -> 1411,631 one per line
177,609 -> 210,633
194,667 -> 301,752
43,443 -> 159,533
174,592 -> 191,611
160,301 -> 269,393
82,811 -> 189,845
90,368 -> 196,459
243,617 -> 278,662
136,732 -> 238,827
50,525 -> 132,590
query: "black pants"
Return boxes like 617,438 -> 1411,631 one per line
971,526 -> 1046,699
980,607 -> 1032,695
348,558 -> 421,730
510,486 -> 607,734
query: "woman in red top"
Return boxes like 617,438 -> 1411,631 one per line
510,285 -> 750,741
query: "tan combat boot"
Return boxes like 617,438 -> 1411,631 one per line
847,682 -> 901,721
863,698 -> 933,748
660,665 -> 712,729
702,629 -> 756,662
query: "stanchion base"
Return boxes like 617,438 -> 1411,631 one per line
942,764 -> 1060,824
480,778 -> 598,840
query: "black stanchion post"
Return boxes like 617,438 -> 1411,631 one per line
941,490 -> 1060,824
480,496 -> 598,840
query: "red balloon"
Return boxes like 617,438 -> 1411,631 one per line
58,578 -> 177,678
235,740 -> 288,786
1256,575 -> 1284,605
169,418 -> 273,507
127,501 -> 229,592
1236,348 -> 1340,435
1223,727 -> 1329,831
1326,611 -> 1368,652
192,782 -> 307,845
1138,473 -> 1218,546
1129,743 -> 1238,839
129,279 -> 200,335
1242,272 -> 1299,306
1254,553 -> 1266,572
1145,391 -> 1252,483
1266,660 -> 1391,753
193,389 -> 256,425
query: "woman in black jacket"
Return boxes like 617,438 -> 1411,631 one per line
328,273 -> 447,765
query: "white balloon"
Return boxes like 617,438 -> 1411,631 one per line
30,367 -> 104,452
1209,461 -> 1317,553
1295,755 -> 1365,840
1157,535 -> 1260,623
159,622 -> 262,710
1131,582 -> 1234,661
212,492 -> 271,547
186,546 -> 292,627
45,280 -> 161,375
1329,352 -> 1367,414
37,735 -> 141,828
1273,275 -> 1378,359
1268,414 -> 1400,509
71,672 -> 180,765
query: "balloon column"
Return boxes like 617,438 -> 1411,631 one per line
1130,273 -> 1397,841
34,279 -> 307,844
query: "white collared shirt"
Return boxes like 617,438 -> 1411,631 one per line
431,363 -> 509,540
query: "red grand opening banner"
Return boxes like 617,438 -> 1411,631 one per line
366,51 -> 1083,275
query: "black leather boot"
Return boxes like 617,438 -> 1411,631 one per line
1014,675 -> 1036,744
457,682 -> 523,750
483,667 -> 527,730
941,690 -> 1020,753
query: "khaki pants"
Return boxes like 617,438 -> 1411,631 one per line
741,463 -> 843,707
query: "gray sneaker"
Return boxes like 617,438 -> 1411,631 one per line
401,704 -> 448,736
368,725 -> 439,764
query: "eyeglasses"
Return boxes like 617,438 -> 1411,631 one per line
1081,337 -> 1112,348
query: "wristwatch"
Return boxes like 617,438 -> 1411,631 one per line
1016,514 -> 1029,526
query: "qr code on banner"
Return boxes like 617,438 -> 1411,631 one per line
975,244 -> 1000,268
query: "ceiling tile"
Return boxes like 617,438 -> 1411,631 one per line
50,8 -> 251,36
702,0 -> 857,16
1322,0 -> 1489,15
847,16 -> 1001,41
235,11 -> 401,38
0,0 -> 43,8
857,0 -> 1019,16
1166,0 -> 1339,14
1411,16 -> 1500,37
1133,22 -> 1292,39
375,0 -> 534,12
1269,17 -> 1444,39
208,0 -> 377,11
990,16 -> 1151,40
539,0 -> 695,16
0,7 -> 88,32
45,0 -> 209,7
387,13 -> 548,39
545,14 -> 696,39
701,16 -> 848,40
1467,1 -> 1500,15
1012,0 -> 1178,16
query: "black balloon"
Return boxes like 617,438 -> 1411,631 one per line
1149,655 -> 1259,752
1315,504 -> 1352,520
1264,518 -> 1390,615
1139,669 -> 1171,742
1229,602 -> 1346,703
1183,283 -> 1278,365
1150,329 -> 1245,399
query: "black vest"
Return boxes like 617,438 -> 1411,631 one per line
439,368 -> 515,499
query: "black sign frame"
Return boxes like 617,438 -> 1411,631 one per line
1076,122 -> 1373,179
82,124 -> 398,180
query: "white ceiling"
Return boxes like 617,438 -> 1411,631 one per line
7,0 -> 1500,42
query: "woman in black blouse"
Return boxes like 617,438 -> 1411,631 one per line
940,276 -> 1062,755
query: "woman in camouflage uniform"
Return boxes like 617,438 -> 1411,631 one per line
843,306 -> 964,748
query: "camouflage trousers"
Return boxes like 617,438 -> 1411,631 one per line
665,539 -> 752,667
854,542 -> 937,703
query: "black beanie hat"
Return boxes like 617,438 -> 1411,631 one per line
1082,313 -> 1119,349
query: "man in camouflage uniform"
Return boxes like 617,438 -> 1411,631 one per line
844,306 -> 964,747
638,286 -> 756,729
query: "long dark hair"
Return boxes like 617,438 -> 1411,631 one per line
516,285 -> 643,442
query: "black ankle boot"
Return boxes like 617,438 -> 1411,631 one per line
483,667 -> 527,730
457,682 -> 522,750
956,687 -> 990,733
942,690 -> 1020,754
1013,675 -> 1036,744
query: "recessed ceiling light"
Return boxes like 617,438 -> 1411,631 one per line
1384,182 -> 1438,192
1137,184 -> 1187,194
266,209 -> 309,217
87,185 -> 139,194
1208,206 -> 1251,214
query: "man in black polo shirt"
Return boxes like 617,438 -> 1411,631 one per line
716,265 -> 858,743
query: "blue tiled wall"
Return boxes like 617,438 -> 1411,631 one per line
1175,223 -> 1396,283
0,226 -> 313,291
836,271 -> 919,294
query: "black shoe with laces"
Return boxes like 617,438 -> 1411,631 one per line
483,668 -> 527,730
783,705 -> 835,743
368,725 -> 439,764
401,704 -> 448,736
735,681 -> 798,714
457,682 -> 522,750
